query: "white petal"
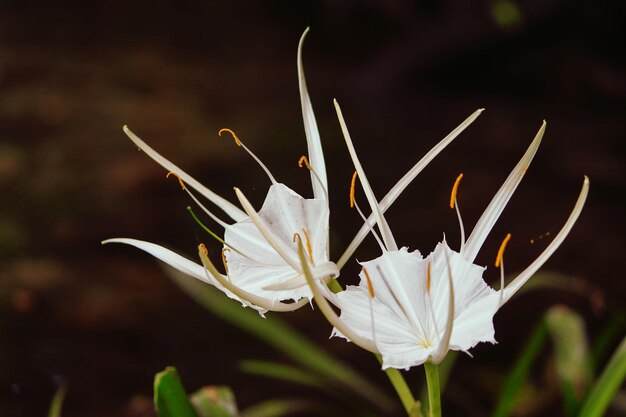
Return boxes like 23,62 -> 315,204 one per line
197,246 -> 306,313
337,109 -> 484,269
334,99 -> 398,251
122,126 -> 247,222
334,286 -> 432,370
427,242 -> 499,353
226,183 -> 334,301
502,176 -> 590,303
103,238 -> 216,284
462,121 -> 546,262
297,28 -> 328,201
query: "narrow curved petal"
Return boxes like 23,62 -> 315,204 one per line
334,99 -> 398,251
296,236 -> 379,354
298,28 -> 328,201
462,121 -> 546,262
122,126 -> 247,222
337,108 -> 484,269
502,176 -> 590,303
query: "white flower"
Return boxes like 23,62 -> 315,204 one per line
315,101 -> 589,370
104,29 -> 336,314
104,29 -> 485,316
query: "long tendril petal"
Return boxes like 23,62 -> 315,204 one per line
295,234 -> 380,354
502,176 -> 590,303
337,108 -> 484,269
334,99 -> 398,252
462,121 -> 545,262
122,125 -> 247,222
297,27 -> 328,201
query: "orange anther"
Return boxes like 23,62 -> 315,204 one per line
362,267 -> 375,298
349,171 -> 358,208
199,243 -> 208,256
218,128 -> 242,146
495,233 -> 512,268
301,228 -> 314,262
426,261 -> 432,294
221,248 -> 230,273
298,155 -> 312,170
166,171 -> 186,190
450,173 -> 464,209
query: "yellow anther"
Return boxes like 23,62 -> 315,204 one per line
450,173 -> 464,209
426,261 -> 432,294
349,171 -> 358,208
495,233 -> 512,267
221,249 -> 230,273
218,128 -> 242,146
301,228 -> 314,262
166,171 -> 186,190
298,155 -> 312,170
199,243 -> 208,256
362,267 -> 375,298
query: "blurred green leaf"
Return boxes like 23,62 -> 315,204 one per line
546,305 -> 592,415
154,367 -> 199,417
165,267 -> 395,412
591,313 -> 626,372
239,360 -> 327,391
191,386 -> 239,417
578,336 -> 626,417
491,319 -> 549,417
240,399 -> 321,417
48,385 -> 67,417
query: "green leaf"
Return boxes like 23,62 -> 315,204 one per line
590,313 -> 626,372
239,360 -> 327,391
546,305 -> 592,415
154,367 -> 199,417
165,267 -> 394,411
491,319 -> 549,417
190,386 -> 239,417
48,385 -> 67,417
578,336 -> 626,417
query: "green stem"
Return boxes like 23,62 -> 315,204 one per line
376,355 -> 416,414
424,362 -> 441,417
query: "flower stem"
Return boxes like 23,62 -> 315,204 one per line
376,355 -> 416,414
424,362 -> 441,417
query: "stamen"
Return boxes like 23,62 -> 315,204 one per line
199,243 -> 208,256
298,155 -> 312,170
450,173 -> 464,209
426,261 -> 432,294
301,228 -> 314,263
221,249 -> 230,274
349,171 -> 358,208
166,171 -> 186,190
495,233 -> 512,268
218,128 -> 242,146
186,207 -> 252,261
362,267 -> 375,298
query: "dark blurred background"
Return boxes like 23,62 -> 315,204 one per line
0,1 -> 624,416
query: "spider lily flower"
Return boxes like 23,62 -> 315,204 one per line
104,28 -> 338,313
324,100 -> 589,370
